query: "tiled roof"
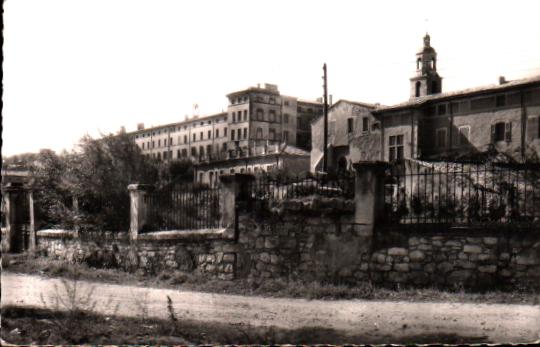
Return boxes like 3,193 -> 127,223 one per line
374,75 -> 540,113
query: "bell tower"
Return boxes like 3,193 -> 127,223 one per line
410,33 -> 442,98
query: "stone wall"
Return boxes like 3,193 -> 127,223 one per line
36,229 -> 237,279
230,200 -> 540,288
370,228 -> 540,288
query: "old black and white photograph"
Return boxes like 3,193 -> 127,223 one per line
2,0 -> 540,345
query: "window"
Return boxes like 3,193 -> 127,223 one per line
157,152 -> 161,160
163,151 -> 167,159
177,149 -> 181,158
230,169 -> 235,174
436,128 -> 447,148
496,95 -> 506,107
415,81 -> 421,97
243,128 -> 247,139
437,104 -> 447,116
284,114 -> 289,124
184,135 -> 187,144
269,110 -> 276,122
215,129 -> 219,138
491,122 -> 511,142
347,118 -> 354,133
431,81 -> 439,93
199,146 -> 204,156
362,117 -> 369,132
269,128 -> 276,140
158,139 -> 161,147
284,100 -> 289,106
193,133 -> 196,142
152,141 -> 155,148
232,112 -> 236,123
208,130 -> 211,139
457,126 -> 470,146
222,143 -> 227,151
256,128 -> 263,139
416,58 -> 421,70
243,110 -> 247,121
224,127 -> 228,136
256,109 -> 264,120
200,131 -> 203,140
206,144 -> 212,156
182,149 -> 187,157
388,135 -> 404,161
142,143 -> 145,149
231,129 -> 235,140
283,130 -> 289,142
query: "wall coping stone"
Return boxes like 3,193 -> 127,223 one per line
37,229 -> 76,238
137,228 -> 234,241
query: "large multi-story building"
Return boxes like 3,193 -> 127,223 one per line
311,34 -> 540,172
128,83 -> 322,182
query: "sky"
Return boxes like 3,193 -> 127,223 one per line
3,0 -> 540,156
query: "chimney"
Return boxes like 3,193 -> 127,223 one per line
499,76 -> 507,85
137,123 -> 145,130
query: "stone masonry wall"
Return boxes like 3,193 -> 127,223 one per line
370,229 -> 540,288
233,199 -> 540,288
36,230 -> 237,279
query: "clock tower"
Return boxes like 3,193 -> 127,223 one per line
410,33 -> 443,98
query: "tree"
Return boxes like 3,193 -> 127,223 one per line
32,133 -> 158,232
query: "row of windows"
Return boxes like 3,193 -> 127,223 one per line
347,117 -> 371,134
232,110 -> 248,123
425,92 -> 526,118
200,165 -> 277,183
133,118 -> 228,139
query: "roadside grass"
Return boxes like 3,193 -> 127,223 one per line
3,253 -> 539,305
1,305 -> 491,345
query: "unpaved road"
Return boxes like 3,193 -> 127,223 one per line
2,272 -> 540,343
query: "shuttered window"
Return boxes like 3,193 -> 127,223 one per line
491,122 -> 512,142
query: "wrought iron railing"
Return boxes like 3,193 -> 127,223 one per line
246,172 -> 356,202
143,183 -> 221,231
384,161 -> 540,226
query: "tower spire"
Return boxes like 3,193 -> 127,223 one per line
409,33 -> 442,98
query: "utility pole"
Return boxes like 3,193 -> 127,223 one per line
322,63 -> 329,173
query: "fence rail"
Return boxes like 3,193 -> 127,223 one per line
246,173 -> 356,203
384,161 -> 540,226
143,183 -> 220,231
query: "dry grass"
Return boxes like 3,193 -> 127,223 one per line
1,305 -> 491,345
3,253 -> 539,305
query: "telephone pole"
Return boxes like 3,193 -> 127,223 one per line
322,63 -> 329,173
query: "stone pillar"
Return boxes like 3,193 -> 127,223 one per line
219,174 -> 255,239
28,189 -> 37,252
353,161 -> 388,232
1,182 -> 23,253
128,184 -> 152,241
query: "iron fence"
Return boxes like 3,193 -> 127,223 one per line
143,183 -> 221,231
384,161 -> 540,226
246,172 -> 356,202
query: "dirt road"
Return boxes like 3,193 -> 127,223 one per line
2,272 -> 539,343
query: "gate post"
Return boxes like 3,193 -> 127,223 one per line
28,189 -> 37,252
219,174 -> 255,239
1,182 -> 24,253
353,161 -> 388,233
128,184 -> 152,242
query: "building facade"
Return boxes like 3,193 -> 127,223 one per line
311,100 -> 379,172
313,34 -> 540,172
128,83 -> 321,181
194,144 -> 310,186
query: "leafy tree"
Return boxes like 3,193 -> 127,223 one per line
32,133 -> 159,232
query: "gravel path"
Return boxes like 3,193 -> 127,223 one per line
2,272 -> 540,343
